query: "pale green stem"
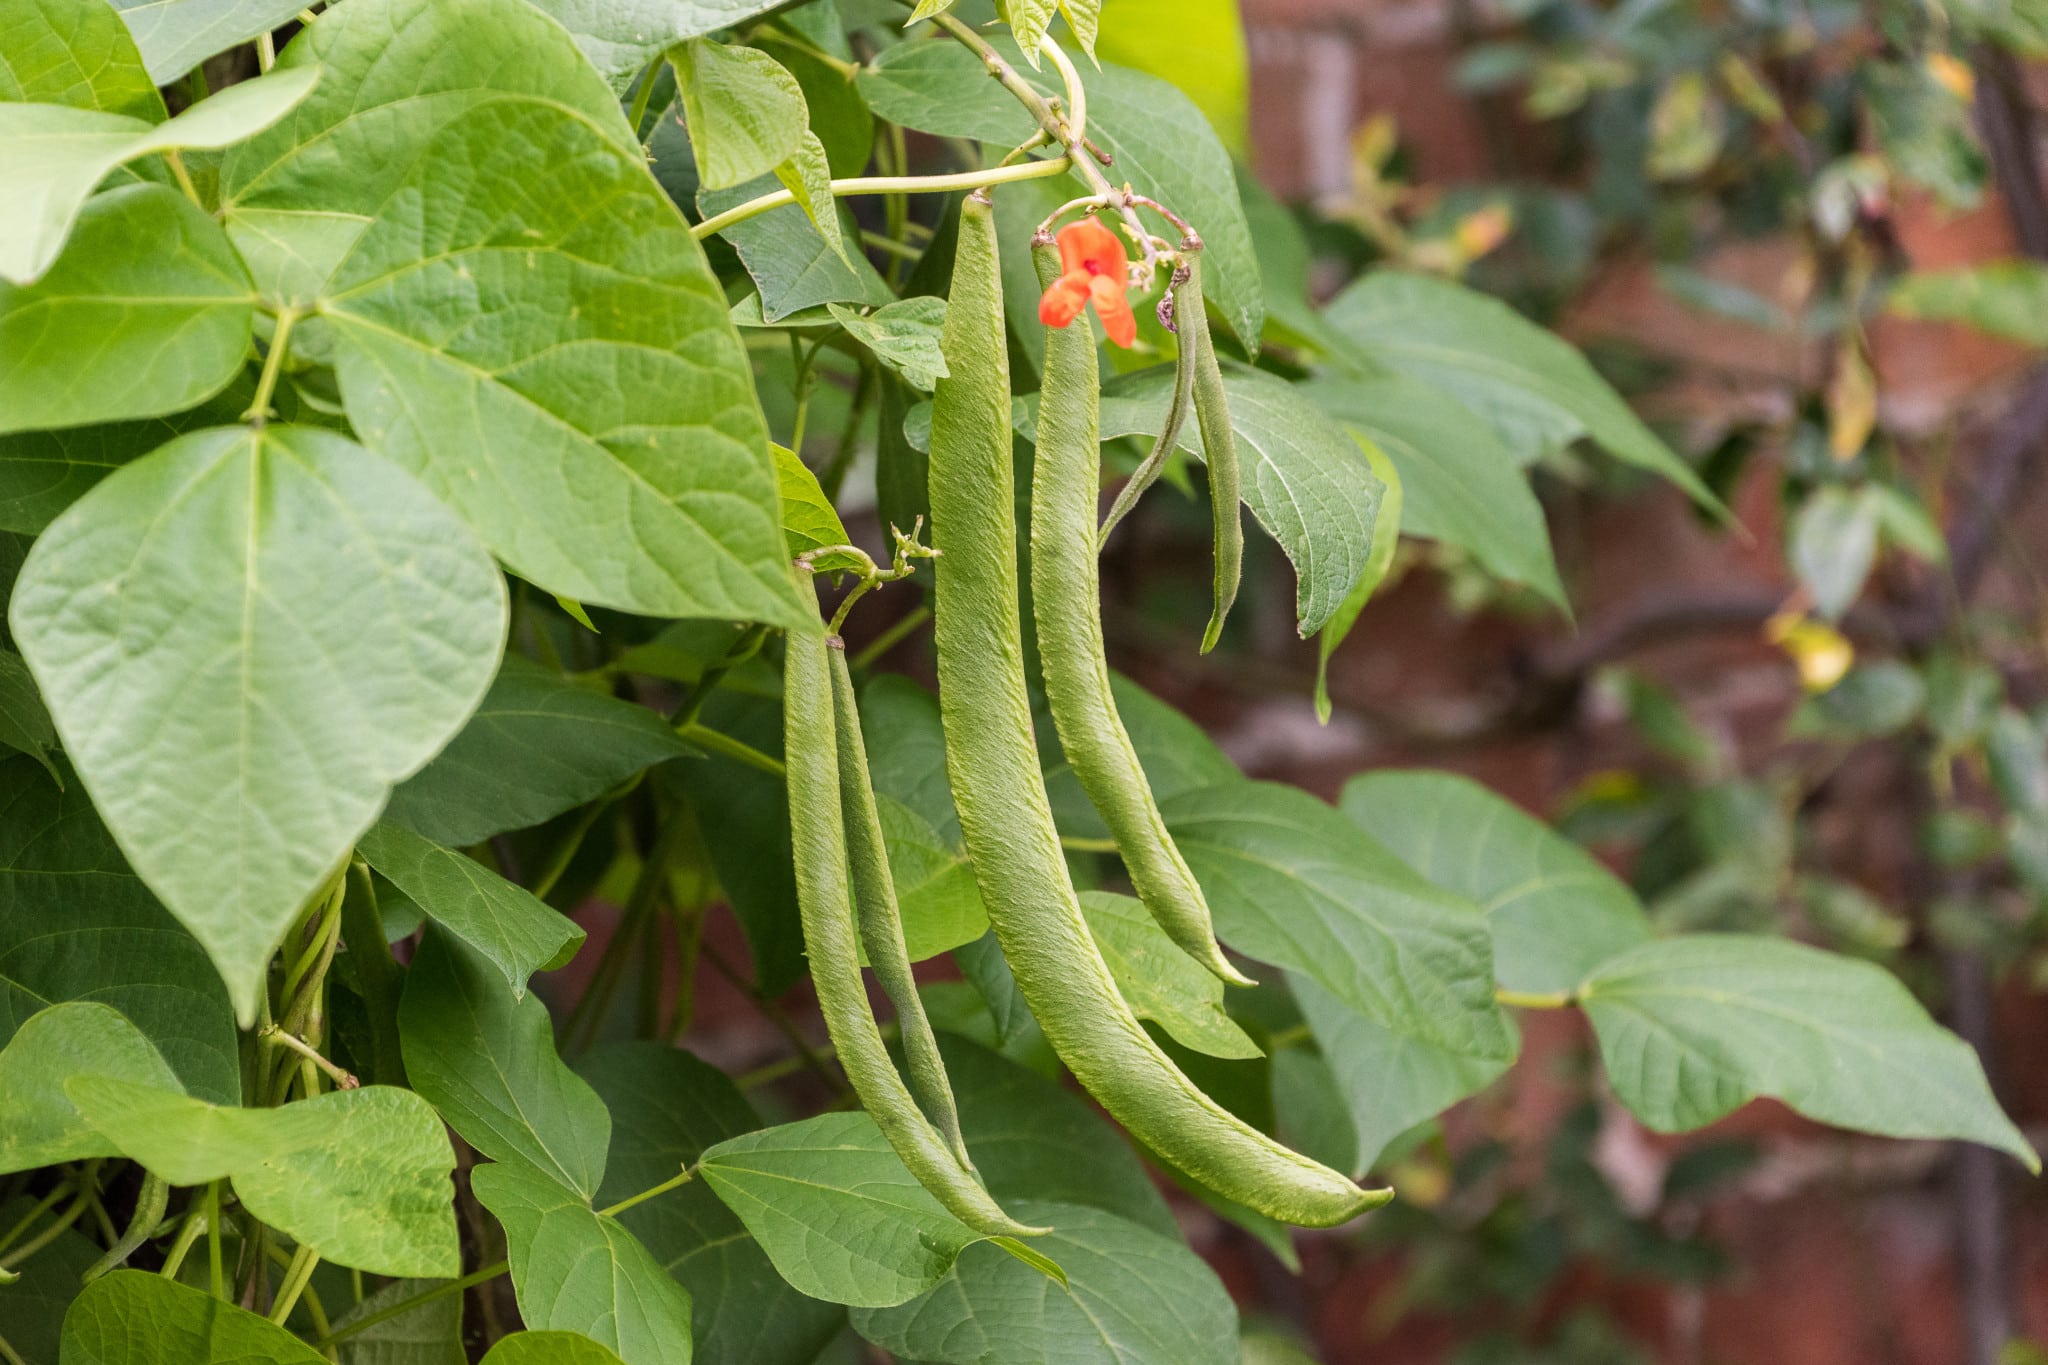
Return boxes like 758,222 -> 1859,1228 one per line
244,309 -> 300,427
597,1168 -> 694,1218
1495,988 -> 1575,1009
268,1243 -> 320,1325
692,157 -> 1074,240
678,723 -> 786,778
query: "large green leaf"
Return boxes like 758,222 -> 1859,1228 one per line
9,425 -> 506,1020
109,0 -> 309,82
323,101 -> 801,626
471,1162 -> 695,1365
355,821 -> 584,999
0,1001 -> 182,1174
0,755 -> 239,1102
1025,363 -> 1385,637
850,1201 -> 1238,1365
0,184 -> 255,435
1292,975 -> 1514,1173
1080,892 -> 1260,1058
1322,272 -> 1717,507
218,0 -> 637,307
66,1079 -> 462,1274
1306,372 -> 1565,605
857,37 -> 1264,351
580,1042 -> 845,1365
1580,934 -> 2039,1168
59,1272 -> 328,1364
1163,781 -> 1511,1059
696,1111 -> 993,1308
941,1033 -> 1176,1236
522,0 -> 784,90
384,658 -> 694,848
399,929 -> 612,1201
0,0 -> 165,119
1340,770 -> 1651,994
0,63 -> 317,284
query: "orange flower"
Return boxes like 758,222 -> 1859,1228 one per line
1037,216 -> 1136,348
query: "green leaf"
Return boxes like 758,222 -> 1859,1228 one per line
1292,975 -> 1513,1173
674,38 -> 808,190
700,175 -> 895,321
857,38 -> 1264,351
850,1201 -> 1239,1365
1340,770 -> 1652,994
522,0 -> 784,90
1791,485 -> 1881,621
1306,372 -> 1564,604
829,298 -> 951,393
327,1276 -> 466,1365
0,183 -> 255,435
580,1042 -> 846,1365
775,442 -> 850,558
323,103 -> 802,628
940,1033 -> 1178,1236
482,1334 -> 630,1365
0,63 -> 317,284
108,0 -> 309,82
774,130 -> 850,267
0,1193 -> 98,1363
1163,781 -> 1513,1058
60,1271 -> 327,1364
1001,0 -> 1060,55
471,1162 -> 695,1365
0,1001 -> 182,1174
0,755 -> 240,1102
0,646 -> 55,770
697,1111 -> 992,1308
356,822 -> 583,998
9,425 -> 507,1021
1031,363 -> 1386,637
1888,261 -> 2048,346
1314,435 -> 1403,724
383,658 -> 694,849
1322,272 -> 1719,509
0,0 -> 165,119
1580,934 -> 2039,1169
1079,891 -> 1261,1059
400,929 -> 612,1202
759,32 -> 873,179
1059,0 -> 1102,56
217,0 -> 638,308
66,1079 -> 462,1274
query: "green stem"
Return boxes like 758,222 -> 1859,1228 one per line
0,1186 -> 91,1271
625,56 -> 661,140
691,157 -> 1074,240
850,604 -> 930,669
598,1167 -> 694,1218
264,1242 -> 331,1339
0,1332 -> 26,1365
244,309 -> 300,427
205,1182 -> 224,1299
314,1261 -> 510,1349
260,1025 -> 358,1090
82,1173 -> 169,1281
1058,835 -> 1119,854
158,1194 -> 209,1281
0,1182 -> 73,1258
1495,988 -> 1574,1009
859,229 -> 923,262
679,724 -> 786,778
269,1243 -> 320,1325
163,149 -> 203,208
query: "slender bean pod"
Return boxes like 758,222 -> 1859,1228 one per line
1096,252 -> 1202,548
1186,257 -> 1243,652
929,194 -> 1384,1228
1030,241 -> 1253,988
784,591 -> 1043,1238
828,641 -> 974,1169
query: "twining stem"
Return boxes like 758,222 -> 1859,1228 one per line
314,1260 -> 510,1348
269,1243 -> 320,1325
158,1195 -> 209,1281
264,1242 -> 331,1339
244,309 -> 300,427
691,158 -> 1073,240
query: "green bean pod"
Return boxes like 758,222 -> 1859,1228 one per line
783,593 -> 1044,1238
1029,240 -> 1253,989
1095,254 -> 1202,549
828,640 -> 973,1170
1187,255 -> 1243,653
929,193 -> 1385,1228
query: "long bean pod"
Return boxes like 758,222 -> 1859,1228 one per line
929,193 -> 1384,1228
1030,240 -> 1252,988
783,590 -> 1043,1238
828,641 -> 973,1169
